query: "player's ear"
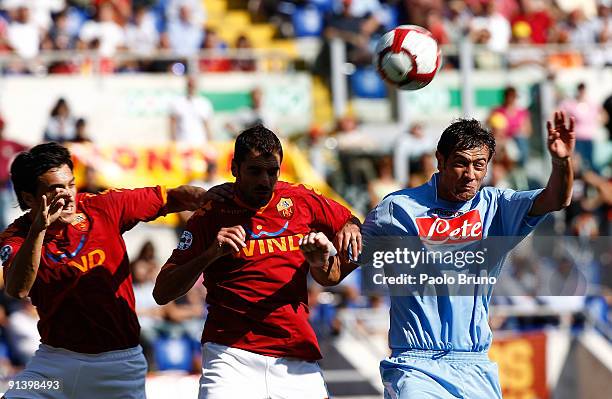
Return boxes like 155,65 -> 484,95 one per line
435,151 -> 445,170
230,159 -> 238,178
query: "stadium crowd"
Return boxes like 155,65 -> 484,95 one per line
1,0 -> 612,73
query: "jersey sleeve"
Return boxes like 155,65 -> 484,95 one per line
165,209 -> 211,267
93,186 -> 168,232
301,186 -> 353,235
497,188 -> 547,236
0,231 -> 24,280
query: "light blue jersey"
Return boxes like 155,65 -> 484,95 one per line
362,173 -> 546,354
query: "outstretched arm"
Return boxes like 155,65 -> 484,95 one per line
530,111 -> 575,216
165,183 -> 234,213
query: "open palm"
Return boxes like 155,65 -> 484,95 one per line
546,111 -> 576,159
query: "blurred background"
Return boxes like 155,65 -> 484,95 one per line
0,0 -> 611,398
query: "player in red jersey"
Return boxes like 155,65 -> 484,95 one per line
0,142 -> 231,399
153,125 -> 361,398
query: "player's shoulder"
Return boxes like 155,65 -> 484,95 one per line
0,215 -> 29,242
379,182 -> 432,210
276,181 -> 323,197
78,189 -> 124,207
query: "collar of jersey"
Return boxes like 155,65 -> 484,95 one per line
232,192 -> 276,214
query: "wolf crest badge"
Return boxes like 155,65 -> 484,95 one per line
276,197 -> 294,219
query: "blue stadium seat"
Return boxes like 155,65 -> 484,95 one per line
153,335 -> 193,372
350,67 -> 387,99
292,6 -> 324,38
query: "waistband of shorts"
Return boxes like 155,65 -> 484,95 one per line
389,348 -> 490,363
38,344 -> 143,361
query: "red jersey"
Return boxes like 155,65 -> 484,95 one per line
166,181 -> 352,361
0,187 -> 167,353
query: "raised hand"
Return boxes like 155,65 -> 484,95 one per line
210,225 -> 247,259
546,111 -> 576,159
32,189 -> 72,232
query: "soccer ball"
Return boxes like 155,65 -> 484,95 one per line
375,25 -> 441,90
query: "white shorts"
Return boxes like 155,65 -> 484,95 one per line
3,344 -> 147,399
199,342 -> 329,399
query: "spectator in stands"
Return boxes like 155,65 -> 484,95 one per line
307,284 -> 340,341
77,165 -> 106,194
394,122 -> 437,182
368,156 -> 401,209
0,116 -> 26,229
169,76 -> 215,146
408,153 -> 436,188
6,5 -> 40,60
166,0 -> 206,28
167,3 -> 204,57
48,9 -> 77,50
559,82 -> 601,170
231,34 -> 256,72
94,0 -> 132,26
470,0 -> 511,53
507,21 -> 545,69
547,27 -> 584,69
226,88 -> 275,135
510,0 -> 553,44
425,8 -> 449,45
489,86 -> 532,166
564,8 -> 598,47
315,0 -> 379,79
6,300 -> 40,366
78,3 -> 125,57
69,118 -> 92,143
131,240 -> 164,364
199,28 -> 231,72
45,9 -> 79,74
161,283 -> 205,345
125,5 -> 159,56
30,0 -> 66,32
43,98 -> 77,143
0,14 -> 9,54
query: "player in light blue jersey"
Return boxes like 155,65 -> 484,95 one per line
300,111 -> 575,398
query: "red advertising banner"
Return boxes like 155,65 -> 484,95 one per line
489,332 -> 548,399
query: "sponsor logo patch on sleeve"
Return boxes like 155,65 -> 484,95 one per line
177,231 -> 193,250
0,245 -> 13,264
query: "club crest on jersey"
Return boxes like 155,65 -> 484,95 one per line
71,213 -> 90,232
178,231 -> 193,250
276,197 -> 294,219
429,208 -> 464,219
416,209 -> 483,244
0,245 -> 12,263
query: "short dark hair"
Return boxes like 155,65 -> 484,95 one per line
234,125 -> 283,166
10,142 -> 73,210
437,119 -> 496,160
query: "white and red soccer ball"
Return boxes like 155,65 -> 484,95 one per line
375,25 -> 441,91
